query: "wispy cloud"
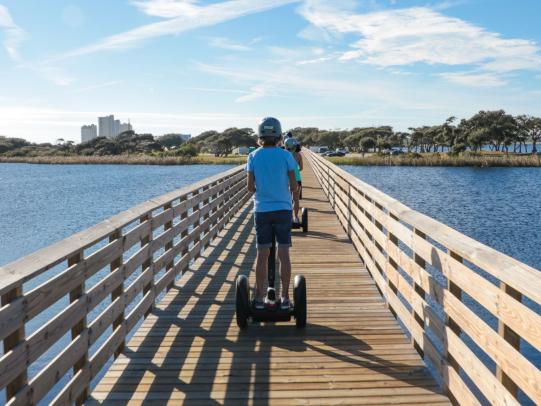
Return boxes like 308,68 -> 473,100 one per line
195,61 -> 439,110
0,5 -> 27,62
439,71 -> 508,87
298,1 -> 541,87
0,6 -> 74,86
60,0 -> 299,59
207,36 -> 251,51
73,80 -> 122,94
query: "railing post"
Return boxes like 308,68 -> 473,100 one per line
496,282 -> 521,399
179,195 -> 190,268
347,184 -> 352,238
191,188 -> 203,248
446,250 -> 463,405
1,286 -> 27,401
110,230 -> 124,358
141,214 -> 154,318
201,184 -> 212,249
68,251 -> 88,406
163,203 -> 174,292
412,228 -> 427,357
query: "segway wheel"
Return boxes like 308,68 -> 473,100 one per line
294,275 -> 307,328
301,208 -> 308,233
235,275 -> 250,329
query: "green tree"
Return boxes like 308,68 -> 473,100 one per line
359,137 -> 376,156
157,134 -> 186,149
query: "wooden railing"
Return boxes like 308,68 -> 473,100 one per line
0,166 -> 249,405
305,150 -> 541,405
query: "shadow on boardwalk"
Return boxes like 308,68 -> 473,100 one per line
90,202 -> 444,405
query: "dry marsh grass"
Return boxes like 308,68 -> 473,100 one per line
328,153 -> 541,167
0,154 -> 248,165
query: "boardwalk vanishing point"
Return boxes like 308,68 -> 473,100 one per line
1,150 -> 540,405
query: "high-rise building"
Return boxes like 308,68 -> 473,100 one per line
98,115 -> 115,138
81,124 -> 97,143
114,120 -> 121,137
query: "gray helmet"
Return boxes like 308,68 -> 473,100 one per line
258,117 -> 282,139
284,131 -> 293,139
284,137 -> 299,151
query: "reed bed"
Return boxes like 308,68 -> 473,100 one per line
0,154 -> 247,165
329,153 -> 541,167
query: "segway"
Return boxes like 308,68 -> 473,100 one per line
292,208 -> 309,233
236,229 -> 307,329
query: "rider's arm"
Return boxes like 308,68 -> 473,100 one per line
247,172 -> 256,193
296,153 -> 303,171
288,170 -> 298,193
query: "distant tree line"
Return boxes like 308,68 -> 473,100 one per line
290,110 -> 541,155
1,110 -> 540,158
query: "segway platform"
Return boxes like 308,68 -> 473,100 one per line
236,228 -> 307,329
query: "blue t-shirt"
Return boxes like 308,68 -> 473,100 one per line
246,147 -> 297,213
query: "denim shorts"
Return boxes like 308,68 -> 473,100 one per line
254,210 -> 292,249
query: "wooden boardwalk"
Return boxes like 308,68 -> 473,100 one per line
88,162 -> 449,405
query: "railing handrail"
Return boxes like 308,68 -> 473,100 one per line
0,165 -> 244,297
305,149 -> 541,405
307,150 -> 541,303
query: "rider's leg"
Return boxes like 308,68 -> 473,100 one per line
277,247 -> 291,299
254,212 -> 273,300
255,248 -> 270,299
274,210 -> 293,300
293,189 -> 300,222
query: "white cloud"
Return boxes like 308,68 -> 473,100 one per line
0,5 -> 27,62
207,36 -> 251,51
61,0 -> 299,58
195,61 -> 436,110
235,84 -> 268,103
298,1 -> 541,86
130,0 -> 200,18
439,71 -> 507,87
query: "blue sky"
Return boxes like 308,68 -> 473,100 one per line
1,0 -> 541,143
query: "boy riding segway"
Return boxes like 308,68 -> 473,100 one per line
235,117 -> 307,328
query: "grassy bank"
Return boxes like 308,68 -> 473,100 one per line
328,152 -> 541,167
0,154 -> 247,165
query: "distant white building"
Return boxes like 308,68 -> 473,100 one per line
97,115 -> 133,138
114,119 -> 121,137
119,121 -> 132,134
233,146 -> 250,155
98,115 -> 115,138
81,124 -> 97,143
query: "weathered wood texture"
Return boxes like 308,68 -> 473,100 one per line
305,150 -> 541,405
0,166 -> 249,405
88,160 -> 450,405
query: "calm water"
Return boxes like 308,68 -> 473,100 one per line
0,163 -> 235,405
342,165 -> 541,404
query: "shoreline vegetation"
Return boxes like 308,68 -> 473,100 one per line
0,154 -> 247,165
2,109 -> 541,167
2,151 -> 540,167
